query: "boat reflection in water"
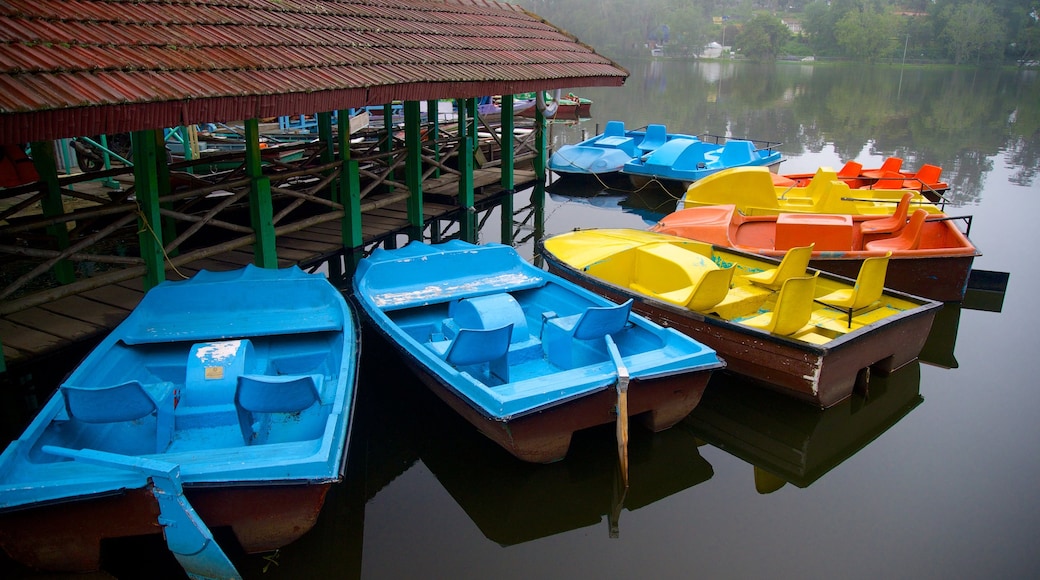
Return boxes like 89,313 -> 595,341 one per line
684,360 -> 922,492
414,381 -> 714,543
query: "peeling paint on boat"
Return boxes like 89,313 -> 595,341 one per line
194,340 -> 243,363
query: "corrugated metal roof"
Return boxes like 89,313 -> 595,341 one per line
0,0 -> 627,144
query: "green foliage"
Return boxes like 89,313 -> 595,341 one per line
736,14 -> 791,61
834,6 -> 899,61
940,2 -> 1008,63
511,0 -> 1034,63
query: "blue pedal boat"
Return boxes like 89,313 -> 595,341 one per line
548,121 -> 697,177
0,265 -> 359,578
352,240 -> 724,464
622,136 -> 783,188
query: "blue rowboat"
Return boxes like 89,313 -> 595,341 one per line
622,136 -> 783,188
352,240 -> 724,464
0,265 -> 358,578
548,121 -> 697,177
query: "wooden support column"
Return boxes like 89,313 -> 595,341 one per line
404,101 -> 424,242
29,141 -> 75,284
533,103 -> 548,246
499,95 -> 516,244
456,98 -> 476,243
244,119 -> 277,268
131,129 -> 166,290
427,99 -> 441,178
337,110 -> 364,273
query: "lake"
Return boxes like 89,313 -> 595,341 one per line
4,59 -> 1039,578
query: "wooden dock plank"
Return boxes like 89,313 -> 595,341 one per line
40,295 -> 131,328
6,308 -> 104,341
79,285 -> 144,311
0,319 -> 64,356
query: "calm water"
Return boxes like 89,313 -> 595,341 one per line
4,60 -> 1040,578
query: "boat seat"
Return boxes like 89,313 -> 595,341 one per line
904,164 -> 942,190
741,273 -> 819,336
837,161 -> 864,179
862,157 -> 903,179
543,300 -> 633,369
715,140 -> 757,167
602,120 -> 625,138
429,324 -> 513,385
865,209 -> 928,251
235,373 -> 324,445
61,380 -> 176,454
815,252 -> 892,327
637,124 -> 668,152
744,244 -> 814,289
860,192 -> 913,236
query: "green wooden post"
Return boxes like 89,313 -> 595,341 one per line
153,131 -> 178,254
499,95 -> 516,244
457,99 -> 476,243
29,141 -> 75,284
382,103 -> 395,195
533,102 -> 548,247
404,101 -> 424,242
337,110 -> 364,272
131,130 -> 166,290
427,99 -> 440,178
244,119 -> 277,268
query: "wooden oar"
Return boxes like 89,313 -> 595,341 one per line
604,334 -> 630,488
42,445 -> 242,580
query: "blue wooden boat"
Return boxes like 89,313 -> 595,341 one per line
548,121 -> 697,176
622,135 -> 783,188
0,265 -> 358,578
352,240 -> 724,464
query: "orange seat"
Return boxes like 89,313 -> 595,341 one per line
903,164 -> 942,189
836,161 -> 864,178
860,192 -> 913,236
864,209 -> 928,251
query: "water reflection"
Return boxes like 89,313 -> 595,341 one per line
683,360 -> 923,492
362,338 -> 712,546
568,60 -> 1039,207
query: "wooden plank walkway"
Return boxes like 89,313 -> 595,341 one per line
1,168 -> 536,369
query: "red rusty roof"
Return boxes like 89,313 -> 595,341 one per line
0,0 -> 627,144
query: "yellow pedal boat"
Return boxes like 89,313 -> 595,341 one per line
680,166 -> 944,216
539,228 -> 942,408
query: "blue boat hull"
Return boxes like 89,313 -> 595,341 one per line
548,121 -> 697,176
352,240 -> 723,463
0,264 -> 359,574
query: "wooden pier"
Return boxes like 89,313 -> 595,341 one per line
1,115 -> 543,374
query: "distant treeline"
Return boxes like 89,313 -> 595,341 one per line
514,0 -> 1039,64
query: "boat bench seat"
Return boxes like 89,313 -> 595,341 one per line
595,136 -> 638,157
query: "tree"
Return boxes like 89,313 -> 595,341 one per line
940,2 -> 1008,63
736,14 -> 791,60
835,6 -> 899,61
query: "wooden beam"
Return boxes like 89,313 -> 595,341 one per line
244,119 -> 277,268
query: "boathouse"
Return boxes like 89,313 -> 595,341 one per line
0,0 -> 627,388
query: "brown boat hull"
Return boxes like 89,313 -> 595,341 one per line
0,484 -> 329,572
544,260 -> 938,409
